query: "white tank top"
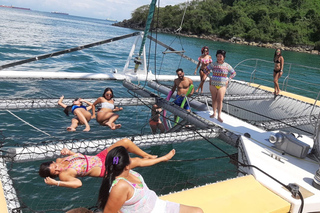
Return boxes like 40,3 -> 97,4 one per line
101,102 -> 114,110
110,170 -> 180,213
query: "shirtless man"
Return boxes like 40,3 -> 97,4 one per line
170,68 -> 194,111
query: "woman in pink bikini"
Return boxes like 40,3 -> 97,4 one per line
98,146 -> 203,213
194,46 -> 212,94
92,87 -> 123,130
39,138 -> 175,189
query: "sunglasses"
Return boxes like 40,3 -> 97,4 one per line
105,93 -> 112,96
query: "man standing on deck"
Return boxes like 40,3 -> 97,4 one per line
170,68 -> 194,112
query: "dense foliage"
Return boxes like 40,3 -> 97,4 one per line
128,0 -> 320,47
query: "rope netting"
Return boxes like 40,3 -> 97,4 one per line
223,81 -> 320,136
0,131 -> 238,213
0,98 -> 156,110
0,78 -> 318,212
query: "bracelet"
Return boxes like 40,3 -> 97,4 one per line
57,181 -> 60,186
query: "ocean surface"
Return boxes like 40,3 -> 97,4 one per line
1,7 -> 320,212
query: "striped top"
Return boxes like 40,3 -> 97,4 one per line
207,61 -> 236,87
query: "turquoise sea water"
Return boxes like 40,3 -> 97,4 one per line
0,7 -> 320,212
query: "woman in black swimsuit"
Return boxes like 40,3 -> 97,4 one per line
273,48 -> 284,95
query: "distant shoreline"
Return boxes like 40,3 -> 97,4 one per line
0,5 -> 31,10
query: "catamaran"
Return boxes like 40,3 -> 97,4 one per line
0,0 -> 320,212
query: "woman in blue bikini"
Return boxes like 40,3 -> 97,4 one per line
58,96 -> 93,132
92,87 -> 123,130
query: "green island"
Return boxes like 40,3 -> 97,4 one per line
114,0 -> 320,54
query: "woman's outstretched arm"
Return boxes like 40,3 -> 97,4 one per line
58,95 -> 68,108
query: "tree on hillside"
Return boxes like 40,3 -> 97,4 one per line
119,0 -> 320,47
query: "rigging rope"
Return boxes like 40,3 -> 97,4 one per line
0,32 -> 139,70
175,0 -> 189,33
6,110 -> 54,138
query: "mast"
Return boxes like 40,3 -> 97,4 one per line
134,0 -> 157,72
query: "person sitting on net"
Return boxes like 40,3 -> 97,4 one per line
39,138 -> 175,189
58,95 -> 93,132
97,146 -> 203,213
92,87 -> 122,130
149,104 -> 165,134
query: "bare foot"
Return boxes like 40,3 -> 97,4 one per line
114,124 -> 121,129
83,127 -> 90,132
163,149 -> 176,161
67,127 -> 76,132
105,122 -> 115,130
210,114 -> 216,118
217,117 -> 223,123
195,89 -> 199,93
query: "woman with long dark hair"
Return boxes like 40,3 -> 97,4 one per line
273,48 -> 284,95
98,146 -> 203,213
194,46 -> 212,94
92,87 -> 123,130
58,95 -> 93,131
39,138 -> 174,189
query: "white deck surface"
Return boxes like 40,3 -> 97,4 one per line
196,110 -> 320,213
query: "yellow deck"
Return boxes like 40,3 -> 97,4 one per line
160,175 -> 290,213
250,83 -> 320,106
0,181 -> 8,213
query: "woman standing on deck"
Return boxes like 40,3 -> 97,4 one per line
98,146 -> 203,213
206,50 -> 236,123
58,96 -> 93,132
39,138 -> 175,189
194,46 -> 212,94
92,88 -> 123,130
273,48 -> 284,95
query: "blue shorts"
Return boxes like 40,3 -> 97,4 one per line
174,95 -> 190,110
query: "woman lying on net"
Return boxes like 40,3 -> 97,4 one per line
92,87 -> 122,130
39,138 -> 175,189
58,95 -> 93,132
98,146 -> 203,213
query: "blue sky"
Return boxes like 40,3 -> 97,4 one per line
1,0 -> 188,21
